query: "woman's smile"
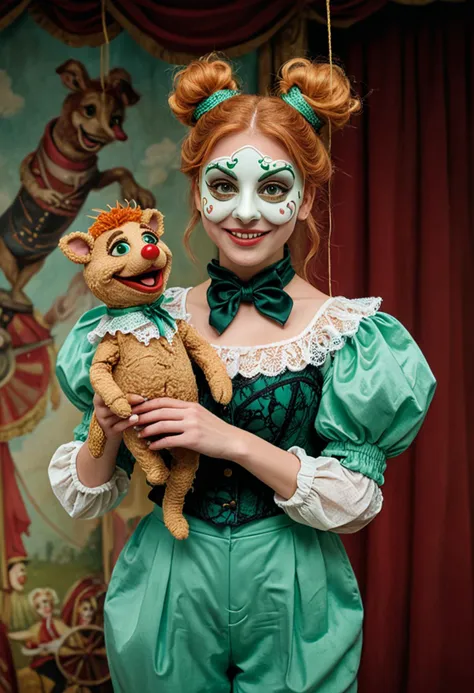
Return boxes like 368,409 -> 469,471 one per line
223,227 -> 272,246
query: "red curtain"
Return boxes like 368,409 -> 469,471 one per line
1,1 -> 461,54
310,4 -> 474,691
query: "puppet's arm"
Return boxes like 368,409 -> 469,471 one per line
90,334 -> 131,418
177,320 -> 232,405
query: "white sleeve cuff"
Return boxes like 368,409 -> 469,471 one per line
274,445 -> 383,533
48,441 -> 130,520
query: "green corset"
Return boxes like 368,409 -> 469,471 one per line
149,364 -> 324,525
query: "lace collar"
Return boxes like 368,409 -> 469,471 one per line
163,286 -> 382,379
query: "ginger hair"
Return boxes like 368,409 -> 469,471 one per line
168,55 -> 360,280
88,202 -> 142,239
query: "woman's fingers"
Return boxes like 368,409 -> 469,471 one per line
138,420 -> 184,438
148,434 -> 187,451
127,394 -> 146,405
111,418 -> 138,434
135,408 -> 185,426
132,398 -> 194,415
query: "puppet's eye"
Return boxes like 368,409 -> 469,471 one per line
110,241 -> 131,256
84,104 -> 96,118
142,233 -> 158,245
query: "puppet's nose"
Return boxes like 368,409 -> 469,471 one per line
141,244 -> 160,260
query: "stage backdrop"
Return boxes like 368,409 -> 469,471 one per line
0,13 -> 257,692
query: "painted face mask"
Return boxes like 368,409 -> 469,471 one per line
200,146 -> 304,226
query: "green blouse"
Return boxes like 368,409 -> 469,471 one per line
56,294 -> 436,525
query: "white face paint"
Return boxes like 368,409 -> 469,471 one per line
200,146 -> 304,227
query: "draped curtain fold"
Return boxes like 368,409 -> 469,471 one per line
308,4 -> 473,691
0,0 -> 466,60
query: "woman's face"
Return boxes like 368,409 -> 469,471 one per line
195,130 -> 314,275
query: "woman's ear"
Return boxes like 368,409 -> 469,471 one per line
297,185 -> 316,221
59,232 -> 94,264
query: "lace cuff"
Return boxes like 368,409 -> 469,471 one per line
48,441 -> 130,519
274,446 -> 383,533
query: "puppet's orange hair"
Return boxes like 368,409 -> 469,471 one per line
88,202 -> 142,239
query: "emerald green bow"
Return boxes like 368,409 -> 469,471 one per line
107,294 -> 176,336
206,247 -> 296,335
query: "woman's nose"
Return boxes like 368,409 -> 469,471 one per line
141,244 -> 160,260
232,192 -> 261,224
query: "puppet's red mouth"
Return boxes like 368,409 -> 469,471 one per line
115,269 -> 163,293
79,126 -> 108,150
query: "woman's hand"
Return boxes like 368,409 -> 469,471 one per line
132,397 -> 301,499
132,398 -> 244,460
93,393 -> 145,441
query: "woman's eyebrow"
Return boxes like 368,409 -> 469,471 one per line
205,163 -> 238,179
258,165 -> 295,182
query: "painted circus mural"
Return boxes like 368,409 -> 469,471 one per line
0,14 -> 257,691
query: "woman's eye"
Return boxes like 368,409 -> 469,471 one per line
216,182 -> 236,194
259,183 -> 288,199
142,233 -> 158,245
208,180 -> 238,200
84,104 -> 96,118
110,241 -> 131,257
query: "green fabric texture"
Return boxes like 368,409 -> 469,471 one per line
206,245 -> 295,334
104,505 -> 362,693
316,312 -> 437,485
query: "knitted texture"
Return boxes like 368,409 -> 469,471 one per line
281,86 -> 324,133
60,208 -> 232,540
193,89 -> 240,121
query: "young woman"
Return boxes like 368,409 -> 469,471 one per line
49,56 -> 436,692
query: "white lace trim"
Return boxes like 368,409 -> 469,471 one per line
163,286 -> 382,378
87,311 -> 177,347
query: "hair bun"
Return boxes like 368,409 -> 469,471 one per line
278,58 -> 360,131
168,54 -> 239,127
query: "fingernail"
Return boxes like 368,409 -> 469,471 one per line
129,414 -> 139,423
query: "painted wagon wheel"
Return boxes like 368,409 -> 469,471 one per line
55,625 -> 110,687
0,307 -> 56,442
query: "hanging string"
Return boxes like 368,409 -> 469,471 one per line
100,0 -> 110,95
326,0 -> 333,297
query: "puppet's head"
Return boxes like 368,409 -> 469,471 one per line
60,203 -> 171,309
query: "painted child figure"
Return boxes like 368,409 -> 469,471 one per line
49,56 -> 436,692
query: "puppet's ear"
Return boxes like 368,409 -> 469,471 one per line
141,209 -> 164,237
56,60 -> 90,92
108,68 -> 140,106
59,233 -> 94,264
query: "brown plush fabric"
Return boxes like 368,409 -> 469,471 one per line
59,205 -> 232,539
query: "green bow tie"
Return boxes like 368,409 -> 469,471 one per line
206,247 -> 296,335
107,295 -> 177,337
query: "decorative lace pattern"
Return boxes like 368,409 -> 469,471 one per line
87,311 -> 177,347
163,286 -> 382,378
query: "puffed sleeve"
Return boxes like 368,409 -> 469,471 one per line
49,307 -> 134,518
316,312 -> 436,485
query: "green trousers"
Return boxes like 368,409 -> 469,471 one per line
104,506 -> 362,692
